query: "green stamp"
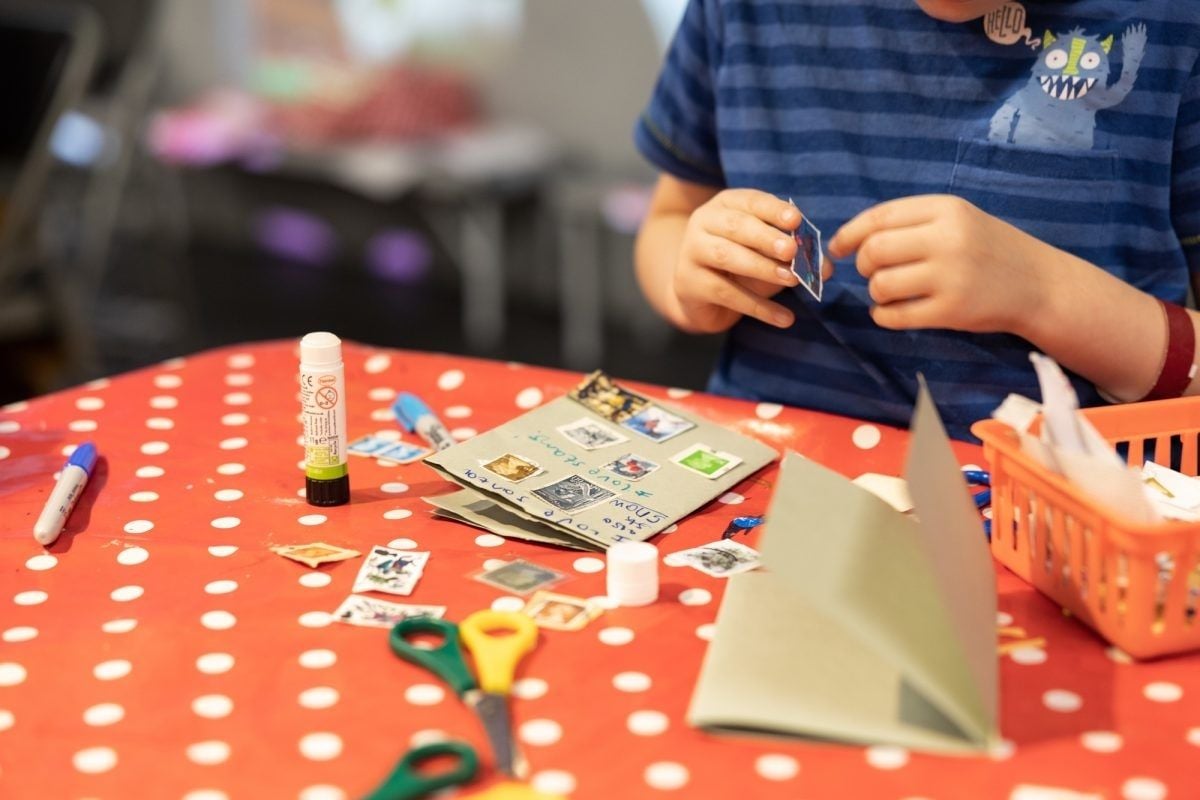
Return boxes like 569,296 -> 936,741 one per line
672,445 -> 742,480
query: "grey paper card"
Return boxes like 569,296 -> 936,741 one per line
424,387 -> 777,550
688,384 -> 998,753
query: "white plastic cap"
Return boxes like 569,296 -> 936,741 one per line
607,541 -> 660,607
300,332 -> 343,366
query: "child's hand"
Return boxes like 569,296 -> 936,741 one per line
673,190 -> 818,333
828,195 -> 1052,336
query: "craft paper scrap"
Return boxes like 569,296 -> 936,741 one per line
522,590 -> 604,631
1142,461 -> 1200,521
271,542 -> 361,568
664,539 -> 761,577
474,559 -> 567,596
352,546 -> 430,596
333,595 -> 446,628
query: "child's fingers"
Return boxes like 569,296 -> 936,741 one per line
688,270 -> 795,329
720,189 -> 801,231
700,208 -> 798,264
690,233 -> 797,286
829,197 -> 936,259
866,263 -> 930,306
855,227 -> 931,278
869,296 -> 941,331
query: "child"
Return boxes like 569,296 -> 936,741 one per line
633,0 -> 1200,440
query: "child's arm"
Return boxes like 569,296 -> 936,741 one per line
828,194 -> 1194,401
635,174 -> 814,334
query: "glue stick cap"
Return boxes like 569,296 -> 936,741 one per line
300,331 -> 342,366
306,473 -> 350,506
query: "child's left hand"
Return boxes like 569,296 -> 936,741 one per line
828,195 -> 1057,337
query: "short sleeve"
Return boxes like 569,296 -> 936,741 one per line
634,0 -> 726,187
1172,53 -> 1200,273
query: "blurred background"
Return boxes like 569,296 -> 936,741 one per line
0,0 -> 722,404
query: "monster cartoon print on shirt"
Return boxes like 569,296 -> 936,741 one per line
989,24 -> 1147,150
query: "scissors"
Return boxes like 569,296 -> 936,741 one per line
362,740 -> 479,800
390,610 -> 538,779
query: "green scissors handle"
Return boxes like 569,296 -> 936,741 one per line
361,740 -> 480,800
389,616 -> 477,696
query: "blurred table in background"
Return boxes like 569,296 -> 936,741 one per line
1,341 -> 1197,799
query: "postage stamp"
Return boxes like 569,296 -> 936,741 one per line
621,404 -> 696,442
333,595 -> 446,628
271,542 -> 361,568
664,539 -> 761,577
351,546 -> 430,596
569,370 -> 649,423
482,453 -> 544,483
603,453 -> 661,482
532,474 -> 615,512
474,559 -> 567,595
521,590 -> 603,631
556,418 -> 629,450
670,444 -> 743,480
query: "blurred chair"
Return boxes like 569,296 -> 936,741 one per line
0,2 -> 100,388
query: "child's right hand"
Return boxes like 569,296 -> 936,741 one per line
672,189 -> 817,333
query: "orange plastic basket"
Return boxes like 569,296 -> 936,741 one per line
972,396 -> 1200,659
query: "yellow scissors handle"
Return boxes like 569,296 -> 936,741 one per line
458,610 -> 538,694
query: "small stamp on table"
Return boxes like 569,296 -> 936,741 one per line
271,542 -> 361,568
522,590 -> 603,631
333,595 -> 446,628
532,474 -> 615,512
474,559 -> 567,596
482,453 -> 544,483
671,444 -> 743,480
664,539 -> 761,577
556,418 -> 629,450
351,546 -> 430,596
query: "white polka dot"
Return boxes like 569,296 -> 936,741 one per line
516,387 -> 544,409
518,719 -> 562,746
73,746 -> 117,773
988,739 -> 1016,761
183,791 -> 228,800
196,653 -> 235,674
2,627 -> 37,643
76,397 -> 105,411
599,627 -> 635,646
135,465 -> 164,478
297,488 -> 308,498
146,417 -> 175,430
666,388 -> 693,399
123,520 -> 154,534
1043,689 -> 1083,712
201,610 -> 237,630
451,427 -> 477,441
444,405 -> 472,419
1081,731 -> 1123,753
186,740 -> 230,765
865,745 -> 909,770
852,424 -> 883,450
213,489 -> 243,502
438,369 -> 465,390
299,687 -> 340,709
93,659 -> 132,680
217,463 -> 245,476
996,611 -> 1014,626
644,762 -> 689,790
387,538 -> 418,550
409,729 -> 449,747
298,514 -> 327,526
0,420 -> 19,433
0,663 -> 26,686
221,413 -> 249,426
1143,682 -> 1183,703
110,585 -> 144,602
14,590 -> 47,606
226,373 -> 254,387
205,580 -> 238,595
141,440 -> 169,455
755,402 -> 784,420
299,732 -> 343,761
613,672 -> 652,693
374,429 -> 403,443
68,419 -> 98,432
299,650 -> 336,669
405,684 -> 446,706
219,437 -> 247,450
208,545 -> 238,558
154,374 -> 183,389
368,387 -> 396,402
370,408 -> 394,422
364,354 -> 392,374
130,491 -> 159,503
223,392 -> 252,406
149,396 -> 178,410
380,482 -> 409,494
227,353 -> 255,369
60,444 -> 75,456
299,611 -> 332,628
383,508 -> 413,521
192,695 -> 233,719
717,492 -> 745,505
0,710 -> 13,730
117,547 -> 149,566
755,754 -> 800,781
512,678 -> 549,700
0,445 -> 8,459
678,588 -> 712,606
628,710 -> 669,736
1009,647 -> 1047,665
475,533 -> 505,548
1122,778 -> 1168,800
101,619 -> 137,634
299,786 -> 347,800
25,554 -> 57,571
210,516 -> 241,529
531,771 -> 577,795
490,596 -> 525,613
2,400 -> 28,411
574,557 -> 605,573
299,572 -> 332,588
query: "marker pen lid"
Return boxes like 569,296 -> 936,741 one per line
66,442 -> 98,475
393,393 -> 432,433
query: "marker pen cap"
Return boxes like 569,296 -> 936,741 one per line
67,441 -> 98,475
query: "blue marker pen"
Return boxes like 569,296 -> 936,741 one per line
393,393 -> 455,452
33,441 -> 98,546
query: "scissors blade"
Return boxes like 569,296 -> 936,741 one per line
467,691 -> 528,779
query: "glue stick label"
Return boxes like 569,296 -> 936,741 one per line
300,368 -> 347,480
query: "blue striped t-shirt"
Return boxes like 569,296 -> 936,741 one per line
635,0 -> 1200,440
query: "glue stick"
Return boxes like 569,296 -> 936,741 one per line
299,332 -> 350,506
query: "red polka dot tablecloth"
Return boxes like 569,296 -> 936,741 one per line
1,341 -> 1198,800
